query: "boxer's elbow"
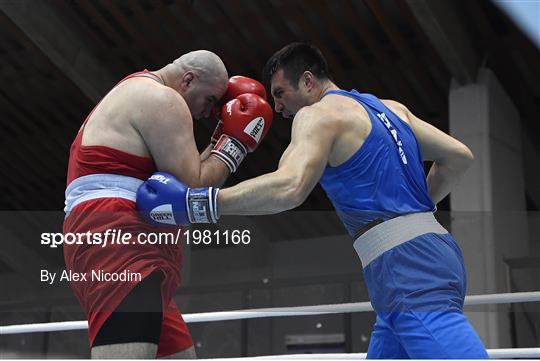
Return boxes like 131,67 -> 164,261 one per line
445,144 -> 474,174
460,145 -> 474,169
279,173 -> 310,210
287,188 -> 307,210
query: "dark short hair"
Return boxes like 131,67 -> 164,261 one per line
262,42 -> 332,89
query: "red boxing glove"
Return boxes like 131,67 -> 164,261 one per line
223,75 -> 267,101
222,93 -> 273,152
211,76 -> 267,144
211,93 -> 273,172
214,76 -> 267,120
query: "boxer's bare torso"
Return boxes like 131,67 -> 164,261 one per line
82,75 -> 180,158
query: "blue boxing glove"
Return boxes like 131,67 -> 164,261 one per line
136,172 -> 219,226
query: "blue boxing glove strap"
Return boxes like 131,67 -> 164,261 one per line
187,187 -> 219,223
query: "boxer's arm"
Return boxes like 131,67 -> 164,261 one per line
134,88 -> 230,187
384,100 -> 474,204
217,107 -> 335,215
200,144 -> 214,161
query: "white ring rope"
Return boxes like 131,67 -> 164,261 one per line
223,348 -> 540,359
1,291 -> 539,335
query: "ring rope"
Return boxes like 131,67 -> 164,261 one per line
1,291 -> 538,335
243,348 -> 540,359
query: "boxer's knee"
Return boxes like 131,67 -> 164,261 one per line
160,345 -> 197,359
91,342 -> 158,359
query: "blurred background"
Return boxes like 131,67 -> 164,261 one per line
0,0 -> 538,358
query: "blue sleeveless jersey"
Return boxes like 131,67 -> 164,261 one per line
319,90 -> 435,235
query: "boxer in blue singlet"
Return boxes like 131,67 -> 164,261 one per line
137,42 -> 488,359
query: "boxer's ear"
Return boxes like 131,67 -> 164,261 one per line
301,71 -> 315,92
181,71 -> 195,90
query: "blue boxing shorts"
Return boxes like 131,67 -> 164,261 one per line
355,213 -> 488,359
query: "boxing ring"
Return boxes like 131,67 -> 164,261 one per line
1,291 -> 539,358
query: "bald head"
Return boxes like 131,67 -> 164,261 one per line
166,50 -> 228,119
173,50 -> 228,86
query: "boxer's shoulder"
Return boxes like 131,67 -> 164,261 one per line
296,96 -> 367,130
290,103 -> 339,138
380,99 -> 411,126
128,87 -> 192,143
121,78 -> 181,105
125,83 -> 190,124
114,76 -> 181,106
318,93 -> 367,118
295,101 -> 336,122
143,85 -> 188,112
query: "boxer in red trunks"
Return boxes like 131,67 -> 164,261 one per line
63,50 -> 272,358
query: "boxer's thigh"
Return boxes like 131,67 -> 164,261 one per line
394,310 -> 488,359
157,300 -> 196,358
367,315 -> 409,359
364,232 -> 467,314
91,272 -> 164,358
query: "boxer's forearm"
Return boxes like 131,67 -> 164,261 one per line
197,155 -> 230,187
217,171 -> 303,216
200,144 -> 213,161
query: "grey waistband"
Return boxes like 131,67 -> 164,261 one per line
353,212 -> 448,268
64,174 -> 143,214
